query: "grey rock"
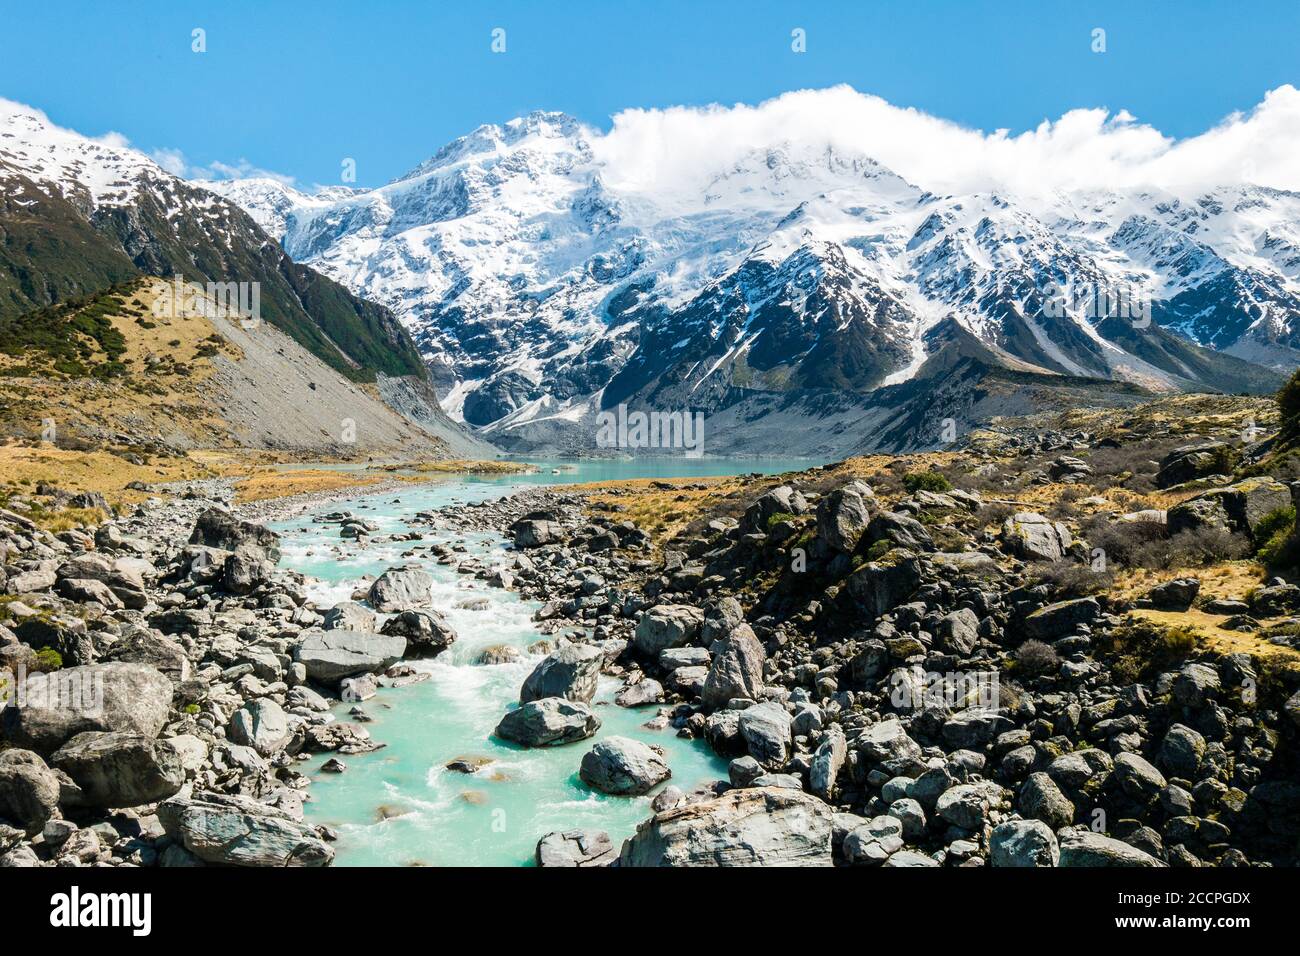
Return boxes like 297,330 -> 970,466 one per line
495,697 -> 600,747
51,732 -> 184,808
158,792 -> 333,867
536,829 -> 617,867
520,643 -> 603,704
366,567 -> 434,612
1058,829 -> 1164,867
633,604 -> 704,656
619,787 -> 833,867
989,819 -> 1059,867
579,736 -> 671,796
701,622 -> 765,708
294,629 -> 406,683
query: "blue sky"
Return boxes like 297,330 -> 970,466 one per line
1,0 -> 1296,188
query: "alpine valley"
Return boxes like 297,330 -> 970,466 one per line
199,90 -> 1300,457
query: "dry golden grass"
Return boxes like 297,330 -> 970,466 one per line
576,475 -> 742,547
1130,608 -> 1300,661
232,468 -> 390,503
0,442 -> 213,506
0,280 -> 238,447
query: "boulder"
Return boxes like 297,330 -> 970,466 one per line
1001,512 -> 1072,561
1058,829 -> 1163,867
633,604 -> 704,656
1019,772 -> 1075,830
380,609 -> 456,657
0,749 -> 60,834
103,631 -> 191,683
513,519 -> 563,549
189,508 -> 281,562
51,731 -> 184,808
741,486 -> 808,534
366,567 -> 434,612
619,787 -> 833,867
989,819 -> 1059,867
1112,752 -> 1167,800
579,736 -> 671,795
865,512 -> 934,552
536,829 -> 617,867
224,544 -> 271,595
158,793 -> 333,867
809,725 -> 847,801
1155,441 -> 1235,489
294,629 -> 405,683
614,679 -> 664,707
1146,578 -> 1200,610
844,551 -> 924,618
1024,597 -> 1100,640
701,623 -> 765,708
738,702 -> 793,769
1167,478 -> 1291,541
936,607 -> 980,655
1158,724 -> 1206,777
0,663 -> 173,755
816,480 -> 874,553
520,643 -> 604,704
495,698 -> 600,747
227,699 -> 292,757
322,601 -> 376,632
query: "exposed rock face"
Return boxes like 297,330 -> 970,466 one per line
579,736 -> 671,795
1167,477 -> 1292,540
1001,512 -> 1072,561
741,486 -> 809,534
816,480 -> 874,553
322,601 -> 376,631
380,608 -> 457,657
809,725 -> 847,801
51,731 -> 185,808
1155,441 -> 1235,488
366,567 -> 434,612
1146,577 -> 1200,610
189,508 -> 281,562
520,643 -> 604,704
495,698 -> 600,746
701,623 -> 765,708
844,552 -> 923,618
738,702 -> 793,769
1058,829 -> 1164,867
0,662 -> 173,754
158,793 -> 333,867
1024,597 -> 1100,640
535,829 -> 617,867
633,604 -> 704,656
513,519 -> 563,549
227,699 -> 292,757
0,749 -> 60,835
989,819 -> 1059,867
294,629 -> 406,683
619,787 -> 833,867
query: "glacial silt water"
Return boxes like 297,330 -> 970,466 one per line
270,457 -> 816,866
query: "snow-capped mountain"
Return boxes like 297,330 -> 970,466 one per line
201,97 -> 1300,454
0,97 -> 491,457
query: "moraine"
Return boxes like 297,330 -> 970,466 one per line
268,457 -> 814,866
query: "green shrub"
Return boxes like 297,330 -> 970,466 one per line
33,646 -> 63,672
765,511 -> 797,531
1102,618 -> 1199,684
903,471 -> 952,494
1254,506 -> 1297,568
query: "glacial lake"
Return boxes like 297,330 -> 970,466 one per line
269,456 -> 819,866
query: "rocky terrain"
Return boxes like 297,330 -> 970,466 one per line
2,387 -> 1299,868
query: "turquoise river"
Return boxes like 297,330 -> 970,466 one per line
269,457 -> 818,866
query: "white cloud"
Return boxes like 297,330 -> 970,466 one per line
591,84 -> 1300,201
